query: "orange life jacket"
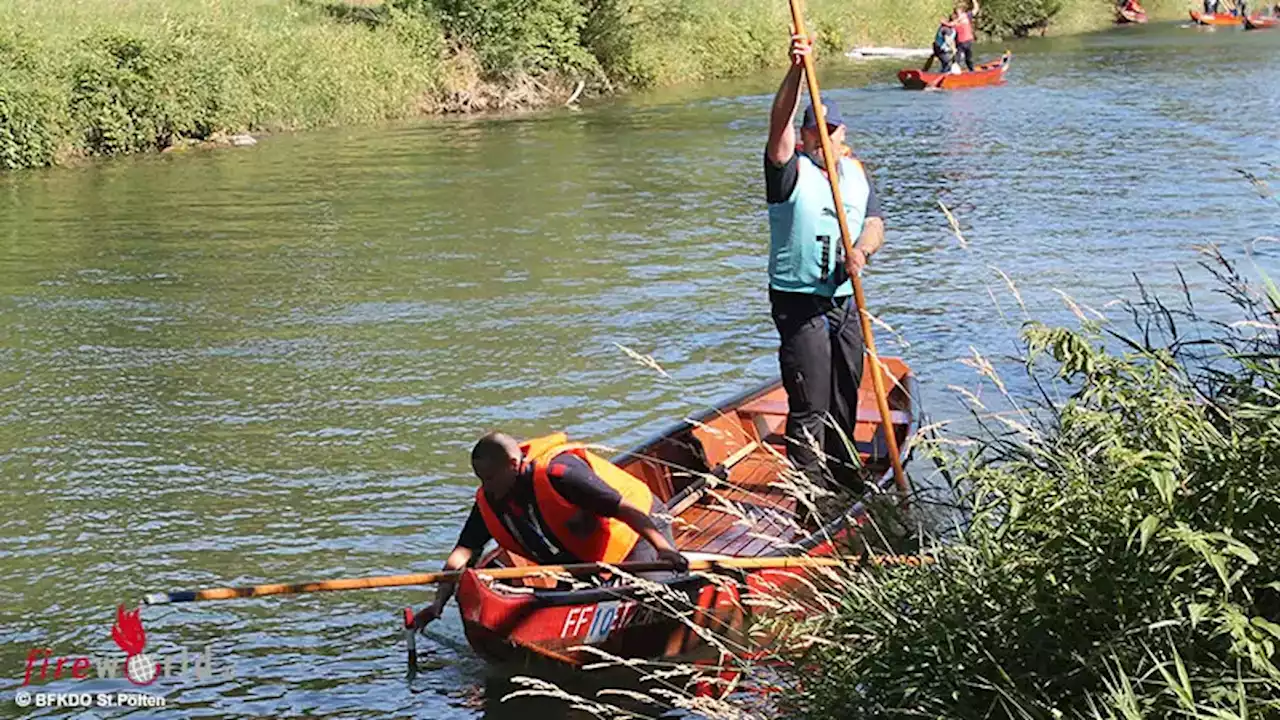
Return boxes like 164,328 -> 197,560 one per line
473,433 -> 655,564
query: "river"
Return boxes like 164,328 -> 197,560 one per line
1,20 -> 1278,720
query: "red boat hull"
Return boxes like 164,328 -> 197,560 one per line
1244,15 -> 1278,29
454,360 -> 921,668
1190,10 -> 1250,25
898,52 -> 1011,91
1117,8 -> 1148,23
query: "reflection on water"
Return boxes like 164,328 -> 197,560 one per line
1,20 -> 1278,719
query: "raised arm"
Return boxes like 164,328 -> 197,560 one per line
766,34 -> 812,166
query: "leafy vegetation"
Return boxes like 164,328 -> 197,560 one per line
782,247 -> 1280,718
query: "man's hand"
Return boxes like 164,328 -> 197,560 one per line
844,246 -> 868,279
412,604 -> 441,632
790,33 -> 814,67
656,547 -> 689,572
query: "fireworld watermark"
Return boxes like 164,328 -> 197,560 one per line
14,690 -> 165,709
19,604 -> 234,687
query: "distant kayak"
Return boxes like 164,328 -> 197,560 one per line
1190,10 -> 1246,25
1117,7 -> 1148,23
898,52 -> 1011,91
1243,15 -> 1278,29
847,46 -> 932,60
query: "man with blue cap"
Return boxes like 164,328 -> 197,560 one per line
763,32 -> 885,498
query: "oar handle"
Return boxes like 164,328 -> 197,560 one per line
143,554 -> 929,605
787,0 -> 910,497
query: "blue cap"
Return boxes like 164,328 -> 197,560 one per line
802,101 -> 845,129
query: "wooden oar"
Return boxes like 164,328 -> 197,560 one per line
787,0 -> 910,497
142,554 -> 927,605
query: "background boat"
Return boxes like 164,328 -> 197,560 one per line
898,52 -> 1012,90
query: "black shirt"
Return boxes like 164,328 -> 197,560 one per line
456,454 -> 624,553
765,151 -> 884,217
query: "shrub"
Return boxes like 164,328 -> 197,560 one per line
0,31 -> 64,169
979,0 -> 1066,37
781,247 -> 1280,718
415,0 -> 597,77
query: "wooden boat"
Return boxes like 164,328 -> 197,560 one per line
1117,7 -> 1148,23
898,52 -> 1011,91
1190,10 -> 1247,25
451,358 -> 920,667
1243,14 -> 1279,28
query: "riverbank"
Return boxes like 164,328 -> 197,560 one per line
1,0 -> 1185,171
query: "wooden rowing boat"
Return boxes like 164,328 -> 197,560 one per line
1243,14 -> 1278,28
453,358 -> 920,667
1190,10 -> 1248,25
898,52 -> 1011,91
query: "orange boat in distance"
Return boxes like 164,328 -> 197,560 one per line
1118,7 -> 1148,22
1243,15 -> 1278,28
1190,10 -> 1248,24
898,52 -> 1011,91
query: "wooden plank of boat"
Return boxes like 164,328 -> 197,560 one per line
453,357 -> 921,667
1244,15 -> 1279,29
1190,10 -> 1248,25
898,52 -> 1011,91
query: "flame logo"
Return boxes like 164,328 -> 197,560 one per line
112,605 -> 146,655
111,604 -> 157,685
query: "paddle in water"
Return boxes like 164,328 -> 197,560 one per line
142,554 -> 927,605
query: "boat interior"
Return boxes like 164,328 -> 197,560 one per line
615,357 -> 917,558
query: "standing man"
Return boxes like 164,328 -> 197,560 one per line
953,0 -> 980,72
922,12 -> 957,73
764,33 -> 885,496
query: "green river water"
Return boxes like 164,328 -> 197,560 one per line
1,20 -> 1278,719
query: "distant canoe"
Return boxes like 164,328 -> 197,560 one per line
1117,7 -> 1148,23
847,46 -> 933,60
1243,15 -> 1278,29
1190,10 -> 1246,25
898,52 -> 1011,91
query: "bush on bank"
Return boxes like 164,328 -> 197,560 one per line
781,250 -> 1280,718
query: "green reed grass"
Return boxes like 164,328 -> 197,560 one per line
776,245 -> 1280,717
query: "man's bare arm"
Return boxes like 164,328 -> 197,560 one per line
766,35 -> 812,166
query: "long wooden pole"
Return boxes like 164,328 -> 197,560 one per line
787,0 -> 909,496
143,554 -> 927,605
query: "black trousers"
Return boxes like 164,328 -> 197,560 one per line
770,290 -> 865,493
922,43 -> 953,73
956,41 -> 975,71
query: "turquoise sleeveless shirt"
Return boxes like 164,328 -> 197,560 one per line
767,154 -> 871,297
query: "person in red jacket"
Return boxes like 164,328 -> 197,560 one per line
412,431 -> 687,631
953,0 -> 980,72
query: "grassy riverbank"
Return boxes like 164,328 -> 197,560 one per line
1,0 -> 1184,170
